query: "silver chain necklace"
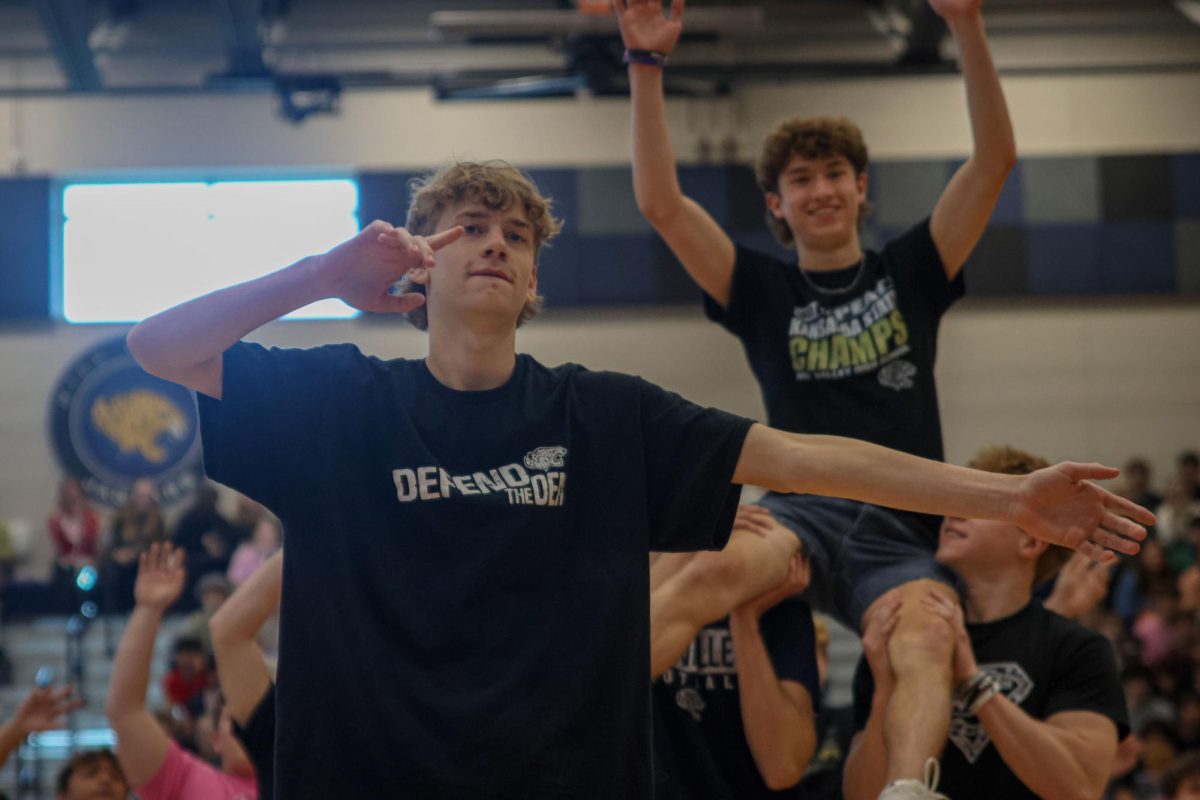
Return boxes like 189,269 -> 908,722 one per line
797,254 -> 867,297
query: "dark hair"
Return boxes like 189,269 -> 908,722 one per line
172,636 -> 206,656
56,749 -> 125,793
1180,451 -> 1199,468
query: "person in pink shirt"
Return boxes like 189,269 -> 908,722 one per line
106,543 -> 257,799
226,516 -> 281,586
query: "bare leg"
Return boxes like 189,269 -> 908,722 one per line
865,578 -> 958,785
650,519 -> 798,677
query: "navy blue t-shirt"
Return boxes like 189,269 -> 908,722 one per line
198,343 -> 753,799
653,598 -> 820,800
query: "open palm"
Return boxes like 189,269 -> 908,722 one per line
134,543 -> 186,610
13,686 -> 84,734
613,0 -> 685,54
1013,463 -> 1153,561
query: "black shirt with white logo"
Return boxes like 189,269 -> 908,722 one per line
198,342 -> 752,799
704,220 -> 963,465
852,601 -> 1129,800
652,598 -> 820,800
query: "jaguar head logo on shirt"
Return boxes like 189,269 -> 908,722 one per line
524,446 -> 568,471
878,359 -> 917,392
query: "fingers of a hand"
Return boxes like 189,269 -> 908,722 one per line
1060,462 -> 1121,482
612,0 -> 626,14
1102,511 -> 1148,542
1089,526 -> 1139,557
1106,493 -> 1157,526
413,237 -> 436,268
669,0 -> 685,22
426,225 -> 465,251
364,219 -> 393,236
1076,540 -> 1116,564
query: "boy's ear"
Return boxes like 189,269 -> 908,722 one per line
526,263 -> 539,302
765,191 -> 785,220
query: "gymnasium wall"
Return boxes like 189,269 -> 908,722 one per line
0,69 -> 1198,573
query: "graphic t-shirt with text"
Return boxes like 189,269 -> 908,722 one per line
198,343 -> 753,799
704,220 -> 962,465
652,598 -> 820,800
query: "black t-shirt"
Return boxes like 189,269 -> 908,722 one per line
653,598 -> 820,800
198,343 -> 753,799
795,703 -> 855,800
704,220 -> 962,465
852,601 -> 1129,800
232,684 -> 275,800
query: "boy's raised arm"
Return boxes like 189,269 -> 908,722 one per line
927,0 -> 1018,279
126,223 -> 462,399
616,0 -> 737,306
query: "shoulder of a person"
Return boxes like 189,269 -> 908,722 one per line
1035,604 -> 1111,657
735,241 -> 791,272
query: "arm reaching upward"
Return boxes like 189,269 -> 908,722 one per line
126,223 -> 463,399
210,550 -> 282,725
615,0 -> 738,306
105,543 -> 186,788
927,0 -> 1018,279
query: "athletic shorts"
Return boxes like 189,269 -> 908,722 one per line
755,492 -> 956,632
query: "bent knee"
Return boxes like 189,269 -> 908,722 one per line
884,579 -> 959,669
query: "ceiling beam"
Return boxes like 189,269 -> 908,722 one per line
33,0 -> 103,90
210,0 -> 270,77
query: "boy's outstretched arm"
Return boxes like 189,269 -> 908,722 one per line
126,223 -> 462,399
927,0 -> 1018,278
616,0 -> 737,306
210,550 -> 283,726
733,425 -> 1154,559
105,544 -> 186,788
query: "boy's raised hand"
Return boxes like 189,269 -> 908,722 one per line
613,0 -> 685,55
316,221 -> 464,314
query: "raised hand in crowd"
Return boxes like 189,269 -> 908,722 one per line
1044,551 -> 1115,619
0,685 -> 85,769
